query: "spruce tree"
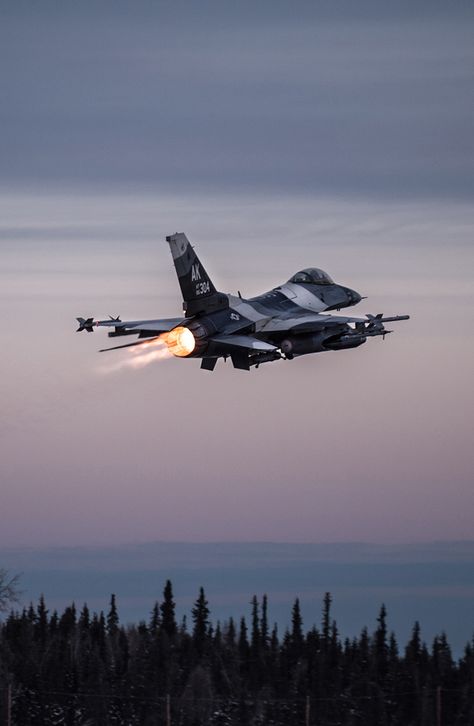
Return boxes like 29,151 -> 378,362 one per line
322,591 -> 332,652
261,594 -> 269,649
192,587 -> 210,654
238,616 -> 249,665
149,601 -> 160,635
59,603 -> 77,640
79,603 -> 90,630
270,623 -> 279,652
225,617 -> 236,648
214,620 -> 222,648
291,598 -> 303,648
107,593 -> 119,636
160,580 -> 177,637
374,604 -> 388,683
250,595 -> 260,654
3,585 -> 474,724
35,594 -> 48,648
49,610 -> 58,635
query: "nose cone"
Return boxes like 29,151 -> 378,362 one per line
347,288 -> 362,306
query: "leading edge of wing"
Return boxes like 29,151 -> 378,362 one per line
96,317 -> 185,333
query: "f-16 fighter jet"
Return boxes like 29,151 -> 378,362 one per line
77,233 -> 409,371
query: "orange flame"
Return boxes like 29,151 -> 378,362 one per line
97,326 -> 196,375
164,326 -> 196,357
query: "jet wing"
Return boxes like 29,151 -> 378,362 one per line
94,317 -> 185,333
258,313 -> 362,334
259,312 -> 409,337
259,312 -> 409,335
209,335 -> 278,352
287,314 -> 368,333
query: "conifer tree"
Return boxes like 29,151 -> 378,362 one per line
458,637 -> 474,724
270,623 -> 278,650
107,593 -> 119,636
291,598 -> 303,648
322,591 -> 332,650
432,631 -> 453,681
270,623 -> 280,657
2,588 -> 474,725
238,616 -> 249,663
27,601 -> 36,623
406,620 -> 422,665
261,593 -> 269,649
192,587 -> 210,653
160,580 -> 177,637
90,611 -> 107,664
33,594 -> 49,664
149,601 -> 160,635
250,595 -> 260,654
374,603 -> 388,683
79,603 -> 90,630
58,603 -> 77,653
214,620 -> 222,648
225,617 -> 236,648
49,610 -> 58,635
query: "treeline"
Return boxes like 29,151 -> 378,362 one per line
0,583 -> 473,725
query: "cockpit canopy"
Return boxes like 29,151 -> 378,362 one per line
289,268 -> 334,286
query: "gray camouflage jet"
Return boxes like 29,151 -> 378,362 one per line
77,233 -> 409,371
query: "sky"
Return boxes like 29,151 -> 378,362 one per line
1,0 -> 474,550
2,541 -> 474,657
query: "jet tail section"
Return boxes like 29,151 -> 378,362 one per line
166,233 -> 228,316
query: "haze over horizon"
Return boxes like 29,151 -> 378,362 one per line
1,1 -> 473,549
2,540 -> 474,658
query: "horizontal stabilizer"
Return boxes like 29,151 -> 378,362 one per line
209,335 -> 277,352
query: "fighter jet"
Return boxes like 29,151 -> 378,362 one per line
77,233 -> 409,371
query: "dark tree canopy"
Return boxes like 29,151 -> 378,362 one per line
160,579 -> 177,637
0,584 -> 472,726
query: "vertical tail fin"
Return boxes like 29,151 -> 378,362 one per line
166,233 -> 228,316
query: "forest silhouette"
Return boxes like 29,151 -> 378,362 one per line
1,582 -> 473,725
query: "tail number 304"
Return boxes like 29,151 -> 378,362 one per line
196,281 -> 211,296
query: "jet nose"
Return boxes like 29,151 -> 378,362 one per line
347,288 -> 362,305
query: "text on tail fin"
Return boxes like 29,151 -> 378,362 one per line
165,233 -> 228,316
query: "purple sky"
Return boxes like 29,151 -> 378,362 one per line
1,1 -> 473,547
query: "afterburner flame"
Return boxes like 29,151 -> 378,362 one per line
165,326 -> 196,357
97,326 -> 196,375
98,336 -> 171,374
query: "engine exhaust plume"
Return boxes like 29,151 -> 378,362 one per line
97,336 -> 171,374
97,326 -> 197,374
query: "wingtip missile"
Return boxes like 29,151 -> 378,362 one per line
366,313 -> 410,326
76,317 -> 95,332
